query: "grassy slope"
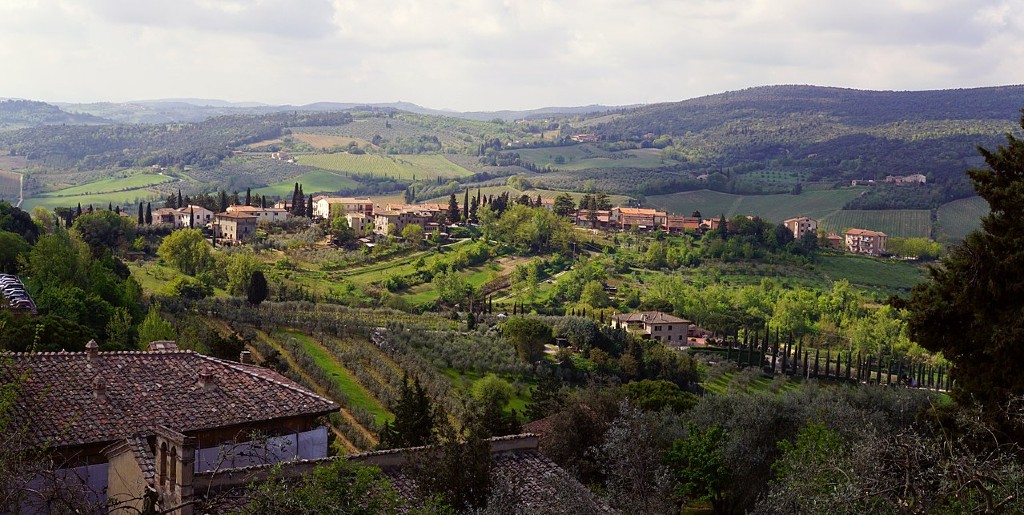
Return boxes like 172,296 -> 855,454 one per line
820,209 -> 933,239
253,169 -> 360,197
516,145 -> 676,170
936,196 -> 989,242
646,188 -> 865,223
278,330 -> 392,426
814,253 -> 925,291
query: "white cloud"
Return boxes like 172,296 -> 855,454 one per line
0,0 -> 1020,110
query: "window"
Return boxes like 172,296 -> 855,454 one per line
654,325 -> 661,331
667,335 -> 672,341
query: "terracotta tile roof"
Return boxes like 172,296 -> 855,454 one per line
1,350 -> 338,449
845,228 -> 887,237
215,211 -> 258,220
611,311 -> 691,324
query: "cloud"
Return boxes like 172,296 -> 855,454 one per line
0,0 -> 1020,110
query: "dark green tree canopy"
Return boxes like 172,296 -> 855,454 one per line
908,111 -> 1024,417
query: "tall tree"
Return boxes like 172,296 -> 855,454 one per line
145,202 -> 152,225
245,187 -> 251,206
218,190 -> 229,212
177,189 -> 183,209
137,203 -> 144,225
306,194 -> 314,218
246,270 -> 269,306
448,193 -> 460,224
553,193 -> 576,217
908,113 -> 1024,424
463,190 -> 470,222
379,375 -> 437,449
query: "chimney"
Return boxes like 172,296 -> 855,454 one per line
198,370 -> 215,392
239,350 -> 252,364
86,339 -> 99,362
94,376 -> 107,403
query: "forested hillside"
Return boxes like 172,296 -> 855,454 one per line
579,85 -> 1022,206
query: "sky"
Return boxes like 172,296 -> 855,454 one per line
1,0 -> 1022,111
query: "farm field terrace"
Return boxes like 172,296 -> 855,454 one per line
819,209 -> 933,239
936,195 -> 988,242
253,169 -> 361,197
296,153 -> 474,181
516,145 -> 678,170
22,170 -> 175,210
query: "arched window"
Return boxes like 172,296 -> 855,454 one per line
169,446 -> 177,492
159,442 -> 167,486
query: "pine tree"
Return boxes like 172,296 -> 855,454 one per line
379,375 -> 437,448
448,193 -> 460,224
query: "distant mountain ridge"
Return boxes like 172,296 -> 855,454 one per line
0,99 -> 111,128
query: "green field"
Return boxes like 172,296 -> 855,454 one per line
24,171 -> 174,211
814,253 -> 925,291
297,153 -> 473,180
253,169 -> 360,197
517,145 -> 674,170
279,330 -> 392,425
646,188 -> 865,222
936,196 -> 988,242
820,209 -> 932,239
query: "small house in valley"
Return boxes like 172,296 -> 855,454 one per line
610,311 -> 691,345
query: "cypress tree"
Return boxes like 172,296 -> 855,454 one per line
306,194 -> 314,218
76,203 -> 82,217
245,187 -> 251,206
177,189 -> 183,208
138,203 -> 144,225
145,202 -> 152,224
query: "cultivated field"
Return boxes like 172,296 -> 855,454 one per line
0,171 -> 20,203
517,145 -> 675,170
819,209 -> 933,239
23,171 -> 175,210
814,253 -> 925,292
254,169 -> 361,197
646,188 -> 865,222
292,133 -> 372,150
297,153 -> 474,180
935,196 -> 988,242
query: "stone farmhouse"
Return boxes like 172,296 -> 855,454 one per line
1,341 -> 337,514
213,211 -> 257,243
610,311 -> 691,345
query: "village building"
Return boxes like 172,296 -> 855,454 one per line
665,214 -> 702,233
1,341 -> 337,514
345,212 -> 372,237
151,207 -> 178,225
822,232 -> 845,250
214,212 -> 258,243
610,207 -> 668,231
782,216 -> 818,240
575,209 -> 612,229
312,196 -> 373,220
373,208 -> 435,236
885,173 -> 927,184
610,311 -> 691,345
845,228 -> 888,255
173,205 -> 214,229
226,204 -> 292,223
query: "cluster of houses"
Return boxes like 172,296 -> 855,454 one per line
783,216 -> 888,256
151,203 -> 293,244
851,173 -> 927,187
574,206 -> 721,233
